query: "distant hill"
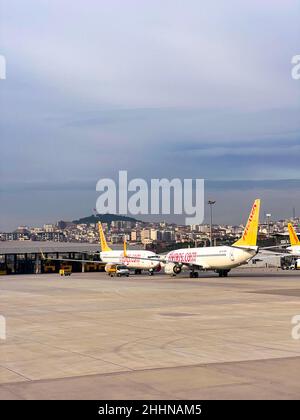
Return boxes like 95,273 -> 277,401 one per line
72,214 -> 141,225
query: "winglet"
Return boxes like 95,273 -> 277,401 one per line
98,222 -> 112,252
233,199 -> 261,247
288,223 -> 300,246
40,249 -> 46,260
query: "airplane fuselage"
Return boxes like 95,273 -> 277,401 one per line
166,245 -> 258,270
100,250 -> 159,270
286,246 -> 300,256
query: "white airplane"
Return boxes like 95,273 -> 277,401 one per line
257,223 -> 300,258
41,222 -> 160,275
255,222 -> 300,270
98,223 -> 160,275
125,199 -> 261,278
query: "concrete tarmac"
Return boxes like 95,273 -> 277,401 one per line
0,268 -> 300,399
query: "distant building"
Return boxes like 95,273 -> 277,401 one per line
34,231 -> 65,242
150,229 -> 162,241
56,220 -> 68,229
198,225 -> 210,233
161,230 -> 175,242
141,229 -> 151,244
43,224 -> 55,233
131,230 -> 141,242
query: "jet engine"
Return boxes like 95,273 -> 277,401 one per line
155,263 -> 162,272
164,262 -> 182,275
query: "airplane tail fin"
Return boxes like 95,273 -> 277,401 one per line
288,223 -> 300,246
123,238 -> 127,257
98,222 -> 112,252
233,199 -> 261,247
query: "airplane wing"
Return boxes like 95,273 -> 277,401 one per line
256,251 -> 291,259
231,245 -> 259,252
121,240 -> 169,263
259,245 -> 288,250
122,254 -> 169,264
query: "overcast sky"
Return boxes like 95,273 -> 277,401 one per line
0,0 -> 299,230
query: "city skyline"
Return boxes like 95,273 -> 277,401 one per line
1,208 -> 298,238
1,180 -> 300,231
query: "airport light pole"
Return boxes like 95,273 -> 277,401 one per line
208,200 -> 216,246
266,213 -> 271,238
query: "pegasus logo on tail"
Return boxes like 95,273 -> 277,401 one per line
288,223 -> 300,246
233,199 -> 261,248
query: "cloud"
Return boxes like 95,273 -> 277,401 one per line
2,0 -> 300,108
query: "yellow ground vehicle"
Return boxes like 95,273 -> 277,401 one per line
43,261 -> 56,273
0,262 -> 7,275
84,262 -> 99,272
105,264 -> 130,277
59,264 -> 72,276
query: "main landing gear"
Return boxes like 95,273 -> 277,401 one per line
217,270 -> 230,277
189,271 -> 199,278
